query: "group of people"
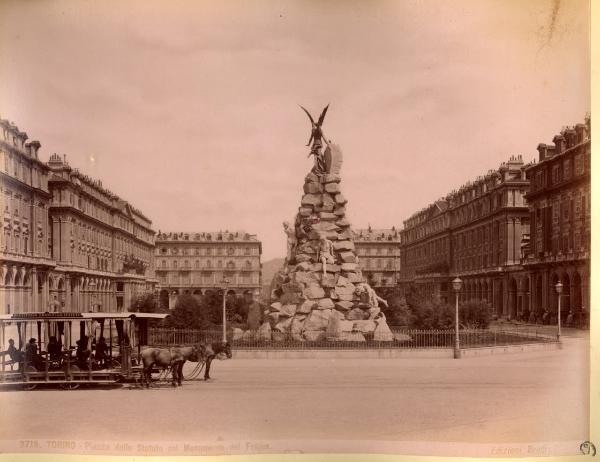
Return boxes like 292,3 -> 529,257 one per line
1,335 -> 110,371
75,335 -> 109,368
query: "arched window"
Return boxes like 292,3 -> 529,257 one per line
206,259 -> 212,268
173,260 -> 178,268
226,260 -> 235,269
217,260 -> 223,268
195,260 -> 200,268
184,260 -> 189,268
245,260 -> 252,269
227,247 -> 235,256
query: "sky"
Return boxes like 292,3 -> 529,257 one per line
0,0 -> 590,260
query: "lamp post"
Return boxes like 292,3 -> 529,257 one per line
452,277 -> 463,359
555,281 -> 563,343
221,277 -> 231,342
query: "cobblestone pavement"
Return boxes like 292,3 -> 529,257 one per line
0,335 -> 589,455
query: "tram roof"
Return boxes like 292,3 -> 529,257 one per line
0,312 -> 169,322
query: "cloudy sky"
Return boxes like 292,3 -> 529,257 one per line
0,0 -> 590,260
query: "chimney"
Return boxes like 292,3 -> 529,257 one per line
537,143 -> 548,161
25,140 -> 41,158
552,134 -> 566,154
575,123 -> 588,143
564,128 -> 577,148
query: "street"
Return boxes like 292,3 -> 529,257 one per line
0,336 -> 589,457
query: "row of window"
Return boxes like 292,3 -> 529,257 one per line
1,149 -> 48,190
160,259 -> 255,270
158,273 -> 259,285
158,246 -> 257,257
355,246 -> 398,256
404,188 -> 526,244
361,258 -> 397,270
532,152 -> 586,191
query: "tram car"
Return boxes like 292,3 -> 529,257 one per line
0,311 -> 168,390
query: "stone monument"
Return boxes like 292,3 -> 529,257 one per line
261,105 -> 393,342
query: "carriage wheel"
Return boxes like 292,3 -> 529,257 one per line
22,366 -> 38,390
61,365 -> 80,390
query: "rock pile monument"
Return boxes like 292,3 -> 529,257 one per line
258,105 -> 394,342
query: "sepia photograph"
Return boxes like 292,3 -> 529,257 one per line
0,0 -> 593,459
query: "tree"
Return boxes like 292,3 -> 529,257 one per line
378,288 -> 412,327
459,300 -> 492,329
164,294 -> 214,329
129,292 -> 167,327
129,292 -> 161,313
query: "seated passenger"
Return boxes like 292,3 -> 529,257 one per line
95,337 -> 108,367
76,337 -> 91,367
25,338 -> 43,370
2,338 -> 23,366
47,336 -> 62,361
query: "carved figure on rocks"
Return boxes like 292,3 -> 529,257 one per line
355,283 -> 388,312
317,233 -> 335,276
283,221 -> 297,264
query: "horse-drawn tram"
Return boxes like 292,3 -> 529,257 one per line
0,311 -> 168,390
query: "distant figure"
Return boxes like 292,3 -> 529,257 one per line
95,337 -> 108,367
47,336 -> 62,361
542,310 -> 549,325
566,311 -> 574,327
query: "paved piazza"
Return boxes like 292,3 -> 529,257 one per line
0,335 -> 589,457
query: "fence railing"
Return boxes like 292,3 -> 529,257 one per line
148,327 -> 556,350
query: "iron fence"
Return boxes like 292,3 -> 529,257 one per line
148,327 -> 556,350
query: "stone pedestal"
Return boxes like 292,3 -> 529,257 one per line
263,143 -> 392,341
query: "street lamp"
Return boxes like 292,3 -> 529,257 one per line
555,281 -> 563,343
221,277 -> 231,342
452,277 -> 463,359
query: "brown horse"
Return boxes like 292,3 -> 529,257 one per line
140,345 -> 204,387
202,341 -> 232,381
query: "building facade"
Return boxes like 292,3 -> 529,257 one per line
46,154 -> 157,313
353,228 -> 401,288
154,231 -> 262,308
0,118 -> 158,315
400,155 -> 530,316
521,118 -> 591,327
0,119 -> 54,314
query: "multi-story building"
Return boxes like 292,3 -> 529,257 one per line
154,231 -> 262,308
46,154 -> 157,312
0,119 -> 54,313
353,227 -> 401,288
522,118 -> 591,327
0,117 -> 157,315
400,155 -> 530,316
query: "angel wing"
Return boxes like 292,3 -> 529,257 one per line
300,105 -> 316,146
317,104 -> 329,127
